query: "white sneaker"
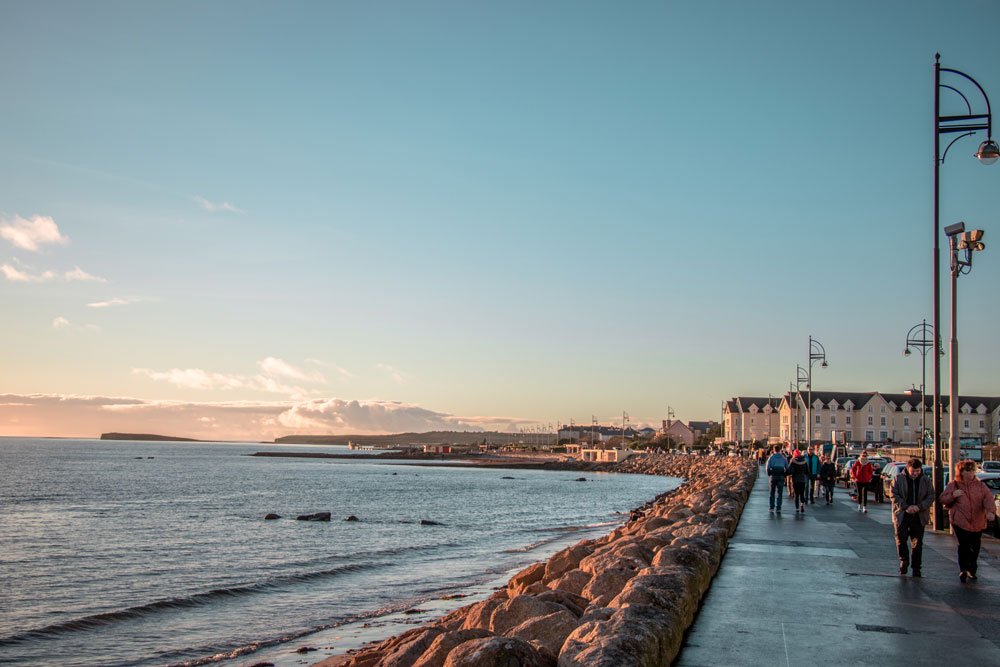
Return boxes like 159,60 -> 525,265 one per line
863,507 -> 868,514
857,505 -> 862,511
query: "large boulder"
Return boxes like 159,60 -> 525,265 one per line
376,627 -> 445,667
547,569 -> 591,596
543,542 -> 594,582
509,562 -> 546,596
506,609 -> 579,656
488,595 -> 566,635
443,636 -> 555,667
295,512 -> 331,521
461,593 -> 509,630
558,603 -> 684,666
412,628 -> 494,667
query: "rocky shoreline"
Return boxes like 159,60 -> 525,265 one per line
313,453 -> 756,667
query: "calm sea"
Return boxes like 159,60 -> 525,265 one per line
0,439 -> 677,667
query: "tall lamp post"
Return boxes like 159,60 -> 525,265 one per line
933,54 -> 998,530
945,222 -> 987,476
904,320 -> 936,463
792,365 -> 809,447
806,336 -> 828,447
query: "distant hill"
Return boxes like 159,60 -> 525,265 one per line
101,432 -> 200,442
274,431 -> 515,446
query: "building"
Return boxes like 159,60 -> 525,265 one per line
723,397 -> 782,444
662,419 -> 719,447
580,447 -> 635,463
773,391 -> 1000,446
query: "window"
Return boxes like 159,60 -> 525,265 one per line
846,416 -> 852,425
866,430 -> 874,441
964,419 -> 969,429
868,416 -> 873,426
880,406 -> 886,413
830,415 -> 837,425
880,417 -> 886,426
880,431 -> 887,441
815,415 -> 820,424
904,417 -> 910,427
980,419 -> 985,429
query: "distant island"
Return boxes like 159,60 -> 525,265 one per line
100,433 -> 201,442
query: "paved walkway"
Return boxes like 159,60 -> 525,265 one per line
675,469 -> 1000,666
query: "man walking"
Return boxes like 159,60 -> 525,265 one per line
805,446 -> 821,504
890,458 -> 934,577
765,445 -> 789,514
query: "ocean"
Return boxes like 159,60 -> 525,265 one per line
0,438 -> 678,667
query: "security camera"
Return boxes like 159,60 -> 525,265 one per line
944,221 -> 966,237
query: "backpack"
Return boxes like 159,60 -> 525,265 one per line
767,456 -> 787,476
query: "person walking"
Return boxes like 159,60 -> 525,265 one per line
940,460 -> 997,582
818,454 -> 837,505
890,458 -> 934,577
765,445 -> 789,514
851,452 -> 875,513
805,446 -> 821,504
788,449 -> 810,514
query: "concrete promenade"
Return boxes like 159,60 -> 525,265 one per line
674,469 -> 1000,666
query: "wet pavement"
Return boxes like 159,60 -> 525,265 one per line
674,469 -> 1000,666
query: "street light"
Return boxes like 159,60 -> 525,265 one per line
904,320 -> 936,462
806,336 -> 828,447
792,365 -> 808,447
946,222 -> 986,478
933,54 -> 995,530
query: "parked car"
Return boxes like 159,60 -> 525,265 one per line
980,460 -> 1000,473
881,461 -> 909,495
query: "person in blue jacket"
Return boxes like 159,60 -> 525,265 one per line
765,445 -> 789,514
805,446 -> 822,504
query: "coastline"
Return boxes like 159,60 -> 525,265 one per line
294,452 -> 755,667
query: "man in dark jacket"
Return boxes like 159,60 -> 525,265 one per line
765,445 -> 789,514
788,450 -> 811,514
818,455 -> 837,504
805,446 -> 821,504
890,458 -> 934,577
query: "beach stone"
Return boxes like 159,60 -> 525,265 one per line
412,628 -> 493,667
488,595 -> 565,635
264,513 -> 281,520
420,519 -> 444,526
378,626 -> 445,667
508,562 -> 546,596
443,636 -> 555,667
296,512 -> 331,521
344,515 -> 360,522
548,569 -> 590,596
608,566 -> 696,620
558,603 -> 683,666
533,589 -> 587,618
580,567 -> 635,606
461,594 -> 508,630
505,608 -> 579,656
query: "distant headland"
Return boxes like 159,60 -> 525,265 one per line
100,433 -> 201,442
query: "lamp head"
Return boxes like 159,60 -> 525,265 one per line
821,360 -> 828,368
944,221 -> 966,237
975,139 -> 1000,165
904,348 -> 912,357
958,229 -> 985,251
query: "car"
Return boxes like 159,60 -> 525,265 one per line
881,461 -> 909,495
980,461 -> 1000,473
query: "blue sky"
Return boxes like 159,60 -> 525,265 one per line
1,1 -> 999,439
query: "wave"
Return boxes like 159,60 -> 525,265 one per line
528,519 -> 620,533
0,562 -> 385,647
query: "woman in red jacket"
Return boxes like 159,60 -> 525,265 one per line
940,460 -> 997,582
850,452 -> 875,513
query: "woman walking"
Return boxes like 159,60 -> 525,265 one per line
940,460 -> 996,582
788,449 -> 810,514
851,452 -> 875,513
818,454 -> 837,504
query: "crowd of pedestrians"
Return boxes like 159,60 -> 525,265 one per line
760,443 -> 996,583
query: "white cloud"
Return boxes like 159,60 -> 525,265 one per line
0,215 -> 69,251
49,317 -> 100,334
132,366 -> 304,396
307,359 -> 355,380
194,196 -> 244,214
0,393 -> 496,440
376,363 -> 406,384
1,263 -> 56,282
258,357 -> 326,383
52,316 -> 70,329
65,266 -> 107,283
88,297 -> 141,308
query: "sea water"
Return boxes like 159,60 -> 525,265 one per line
0,438 -> 678,666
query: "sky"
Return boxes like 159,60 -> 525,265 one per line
2,0 -> 999,441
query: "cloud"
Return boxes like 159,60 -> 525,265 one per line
65,266 -> 107,283
1,263 -> 56,282
0,215 -> 69,251
132,366 -> 305,396
0,393 -> 495,440
307,359 -> 355,380
88,297 -> 141,308
2,262 -> 106,284
50,317 -> 100,334
194,196 -> 244,214
52,316 -> 70,329
376,363 -> 406,385
258,357 -> 326,383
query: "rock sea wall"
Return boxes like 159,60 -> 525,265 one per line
324,453 -> 756,667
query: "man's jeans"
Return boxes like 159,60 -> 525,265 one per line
895,512 -> 925,572
807,477 -> 817,502
769,476 -> 785,511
